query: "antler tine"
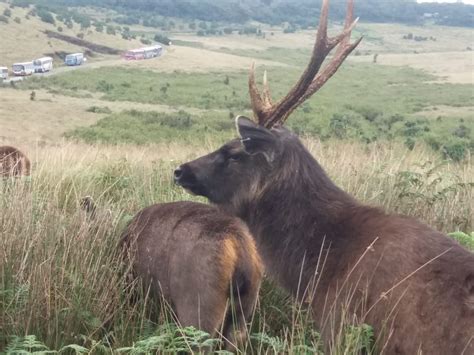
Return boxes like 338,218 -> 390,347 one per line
332,0 -> 357,54
249,63 -> 267,125
296,36 -> 362,107
293,0 -> 361,108
248,0 -> 362,129
259,0 -> 332,128
262,70 -> 273,107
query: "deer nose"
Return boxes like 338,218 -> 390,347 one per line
174,167 -> 184,181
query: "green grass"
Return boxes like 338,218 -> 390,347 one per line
67,110 -> 235,145
20,62 -> 473,159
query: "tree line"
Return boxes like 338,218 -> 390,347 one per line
9,0 -> 474,28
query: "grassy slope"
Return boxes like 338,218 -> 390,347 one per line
0,3 -> 143,66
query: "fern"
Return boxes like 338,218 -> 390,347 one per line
116,324 -> 221,354
448,231 -> 474,251
5,335 -> 52,354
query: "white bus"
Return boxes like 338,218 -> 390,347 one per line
33,57 -> 53,73
124,45 -> 162,60
12,62 -> 35,76
0,67 -> 8,80
65,53 -> 84,66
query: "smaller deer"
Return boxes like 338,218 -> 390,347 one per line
121,201 -> 263,350
0,145 -> 31,177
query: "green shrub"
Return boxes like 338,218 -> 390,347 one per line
154,33 -> 170,45
86,106 -> 112,114
442,140 -> 468,162
37,9 -> 55,25
106,25 -> 116,35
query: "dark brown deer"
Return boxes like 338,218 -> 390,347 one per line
121,201 -> 263,350
0,145 -> 31,177
174,0 -> 474,353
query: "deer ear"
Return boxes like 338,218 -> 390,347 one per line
235,116 -> 278,162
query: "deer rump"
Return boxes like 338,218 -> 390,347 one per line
121,201 -> 263,349
0,145 -> 31,177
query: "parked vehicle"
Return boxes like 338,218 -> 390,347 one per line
65,53 -> 84,66
33,57 -> 53,73
124,45 -> 162,60
12,62 -> 34,76
0,67 -> 8,80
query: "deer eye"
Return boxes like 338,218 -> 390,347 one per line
228,153 -> 243,162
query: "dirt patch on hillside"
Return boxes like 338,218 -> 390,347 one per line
44,31 -> 122,55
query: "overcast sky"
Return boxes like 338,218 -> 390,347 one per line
417,0 -> 474,4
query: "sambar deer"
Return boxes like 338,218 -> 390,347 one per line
174,0 -> 474,353
0,145 -> 31,177
121,201 -> 263,350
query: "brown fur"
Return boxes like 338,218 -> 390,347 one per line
175,118 -> 474,354
121,201 -> 263,350
0,145 -> 31,177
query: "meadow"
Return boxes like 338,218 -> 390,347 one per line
1,2 -> 473,353
1,141 -> 472,354
14,60 -> 474,161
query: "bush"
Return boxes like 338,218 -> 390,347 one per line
404,137 -> 415,151
154,33 -> 171,45
0,15 -> 9,24
140,38 -> 152,45
14,17 -> 21,24
3,8 -> 12,17
453,124 -> 471,139
94,23 -> 104,32
86,106 -> 112,114
283,27 -> 296,33
442,140 -> 468,162
106,25 -> 116,35
37,9 -> 55,25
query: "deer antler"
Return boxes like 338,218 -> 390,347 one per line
249,0 -> 362,128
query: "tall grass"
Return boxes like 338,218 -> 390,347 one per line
1,140 -> 472,353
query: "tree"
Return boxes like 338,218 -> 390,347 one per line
38,9 -> 55,25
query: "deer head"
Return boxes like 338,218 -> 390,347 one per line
175,0 -> 362,208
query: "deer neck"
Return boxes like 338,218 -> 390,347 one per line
230,150 -> 358,296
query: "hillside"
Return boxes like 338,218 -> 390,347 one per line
0,3 -> 144,66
